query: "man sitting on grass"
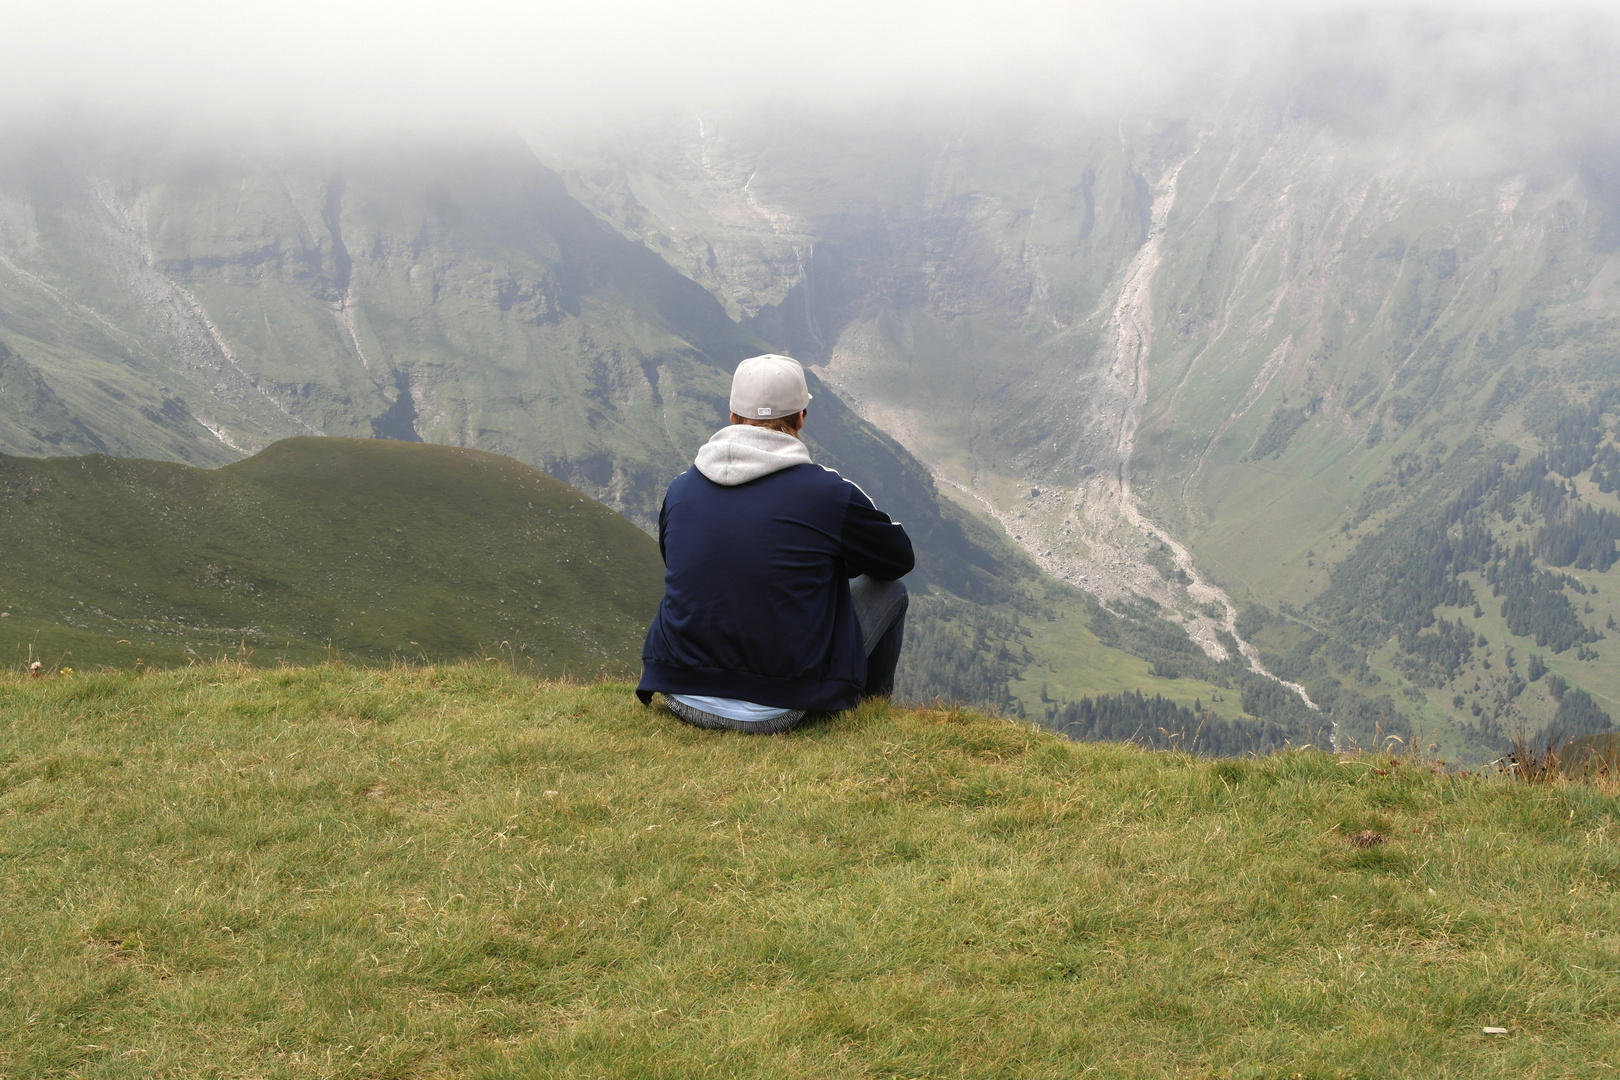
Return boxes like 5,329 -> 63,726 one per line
637,354 -> 914,733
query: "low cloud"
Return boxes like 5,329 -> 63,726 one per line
4,1 -> 1619,141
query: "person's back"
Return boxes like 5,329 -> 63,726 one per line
637,355 -> 914,732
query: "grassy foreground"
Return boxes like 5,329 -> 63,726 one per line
2,666 -> 1617,1079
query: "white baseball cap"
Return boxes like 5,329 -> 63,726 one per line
729,354 -> 812,419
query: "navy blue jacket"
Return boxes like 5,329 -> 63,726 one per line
637,460 -> 914,711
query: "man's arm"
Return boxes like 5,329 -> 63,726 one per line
657,494 -> 669,566
838,487 -> 915,581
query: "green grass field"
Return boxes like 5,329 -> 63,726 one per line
0,438 -> 663,673
3,665 -> 1617,1078
1013,598 -> 1247,721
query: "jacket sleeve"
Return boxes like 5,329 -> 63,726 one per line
657,494 -> 669,566
838,484 -> 915,581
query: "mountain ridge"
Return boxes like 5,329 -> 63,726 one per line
0,125 -> 1059,708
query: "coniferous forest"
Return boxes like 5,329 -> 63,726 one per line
1036,386 -> 1620,760
1292,385 -> 1620,754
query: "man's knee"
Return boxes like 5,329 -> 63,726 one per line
852,575 -> 908,608
873,578 -> 908,629
851,576 -> 908,651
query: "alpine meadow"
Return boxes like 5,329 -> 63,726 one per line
4,3 -> 1620,1076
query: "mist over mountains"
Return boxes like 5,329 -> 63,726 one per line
5,5 -> 1620,760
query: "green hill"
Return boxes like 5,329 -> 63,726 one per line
0,437 -> 664,671
3,664 -> 1616,1077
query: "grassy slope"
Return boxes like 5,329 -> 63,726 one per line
0,438 -> 663,673
3,665 -> 1617,1079
1012,597 -> 1249,721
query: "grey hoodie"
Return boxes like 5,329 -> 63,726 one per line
693,425 -> 811,486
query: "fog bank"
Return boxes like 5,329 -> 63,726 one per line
7,1 -> 1618,136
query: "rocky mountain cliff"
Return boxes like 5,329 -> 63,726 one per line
0,127 -> 1017,577
0,123 -> 1053,708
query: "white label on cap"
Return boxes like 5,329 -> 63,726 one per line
758,407 -> 773,416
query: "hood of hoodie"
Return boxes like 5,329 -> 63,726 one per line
693,425 -> 812,486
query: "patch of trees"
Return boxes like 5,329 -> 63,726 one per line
1486,544 -> 1601,653
1043,686 -> 1330,758
898,593 -> 1029,715
1089,598 -> 1242,686
1238,674 -> 1308,723
1394,616 -> 1478,684
1534,503 -> 1620,571
1526,386 -> 1620,478
1594,443 -> 1620,493
1556,688 -> 1611,736
1316,683 -> 1412,750
1257,629 -> 1328,684
1487,452 -> 1561,518
1532,687 -> 1615,749
1248,404 -> 1312,460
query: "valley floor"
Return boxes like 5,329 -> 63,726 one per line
3,665 -> 1616,1078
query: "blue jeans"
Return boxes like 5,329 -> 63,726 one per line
850,575 -> 908,698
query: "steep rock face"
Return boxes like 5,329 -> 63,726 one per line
542,117 -> 857,324
0,132 -> 769,524
551,101 -> 1616,593
0,126 -> 1032,618
0,339 -> 108,455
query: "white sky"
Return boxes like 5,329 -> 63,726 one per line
4,1 -> 1618,131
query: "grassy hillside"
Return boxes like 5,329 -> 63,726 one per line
3,664 -> 1617,1078
0,437 -> 663,672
